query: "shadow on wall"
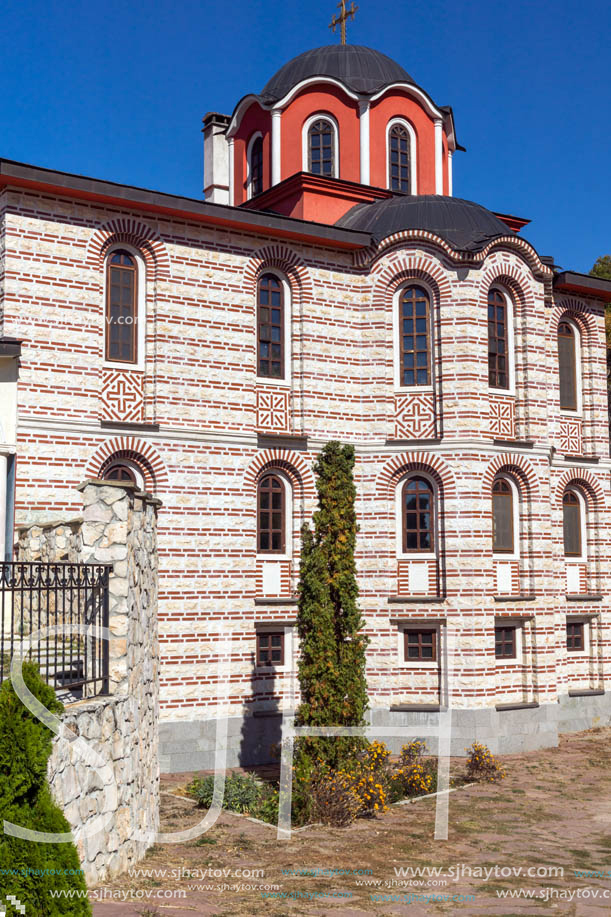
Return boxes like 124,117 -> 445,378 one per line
239,652 -> 283,768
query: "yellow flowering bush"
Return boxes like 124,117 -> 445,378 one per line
310,768 -> 363,826
465,742 -> 506,783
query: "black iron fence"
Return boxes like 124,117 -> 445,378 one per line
0,562 -> 111,700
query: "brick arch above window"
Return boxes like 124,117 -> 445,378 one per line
550,301 -> 599,349
86,218 -> 171,282
242,245 -> 313,304
554,469 -> 605,509
477,265 -> 534,317
482,454 -> 541,501
85,437 -> 169,495
378,452 -> 457,499
370,252 -> 451,309
243,449 -> 316,500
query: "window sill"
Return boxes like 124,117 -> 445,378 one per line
103,361 -> 145,373
495,701 -> 539,711
386,437 -> 441,445
388,595 -> 444,604
100,420 -> 160,432
564,455 -> 600,464
257,433 -> 307,449
256,555 -> 291,563
256,377 -> 291,388
566,594 -> 603,602
254,597 -> 297,607
494,594 -> 537,602
493,438 -> 535,448
567,688 -> 605,698
390,703 -> 441,712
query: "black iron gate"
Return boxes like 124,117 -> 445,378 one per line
0,562 -> 111,700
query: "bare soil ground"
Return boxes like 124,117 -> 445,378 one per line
91,727 -> 611,916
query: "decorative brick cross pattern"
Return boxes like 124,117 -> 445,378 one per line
257,389 -> 290,432
394,393 -> 436,440
102,371 -> 144,423
559,418 -> 582,454
489,397 -> 515,439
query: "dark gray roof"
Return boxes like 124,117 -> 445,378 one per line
337,195 -> 516,251
260,45 -> 415,103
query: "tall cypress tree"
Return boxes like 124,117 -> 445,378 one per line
295,442 -> 369,770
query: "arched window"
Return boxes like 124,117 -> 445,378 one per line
249,135 -> 263,197
103,464 -> 136,484
558,321 -> 578,411
563,489 -> 584,557
257,273 -> 285,379
257,474 -> 286,554
388,123 -> 410,193
492,478 -> 515,553
399,285 -> 431,387
308,118 -> 335,177
402,476 -> 434,553
106,250 -> 137,363
488,288 -> 509,389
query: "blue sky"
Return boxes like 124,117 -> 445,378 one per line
1,0 -> 609,272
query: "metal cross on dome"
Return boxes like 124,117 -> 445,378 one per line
329,0 -> 358,44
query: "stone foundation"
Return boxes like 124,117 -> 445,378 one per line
159,692 -> 611,773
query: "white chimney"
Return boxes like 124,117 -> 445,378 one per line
202,112 -> 230,204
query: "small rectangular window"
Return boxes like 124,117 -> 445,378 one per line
256,632 -> 284,666
495,625 -> 517,659
566,621 -> 584,652
404,629 -> 437,661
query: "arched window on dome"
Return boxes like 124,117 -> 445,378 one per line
248,134 -> 264,198
306,117 -> 336,178
388,123 -> 411,193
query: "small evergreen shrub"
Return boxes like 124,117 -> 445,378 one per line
0,661 -> 91,915
187,772 -> 263,814
465,742 -> 506,783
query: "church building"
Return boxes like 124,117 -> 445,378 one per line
1,35 -> 611,769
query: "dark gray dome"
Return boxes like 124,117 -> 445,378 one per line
337,195 -> 514,251
260,45 -> 414,103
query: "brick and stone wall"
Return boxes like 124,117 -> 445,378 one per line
16,480 -> 160,884
2,188 -> 610,767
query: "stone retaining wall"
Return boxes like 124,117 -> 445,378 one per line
16,480 -> 160,884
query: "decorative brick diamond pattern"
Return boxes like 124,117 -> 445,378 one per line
559,418 -> 582,454
395,392 -> 436,440
257,389 -> 291,432
489,397 -> 515,438
101,371 -> 144,422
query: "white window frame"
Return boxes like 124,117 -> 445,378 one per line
488,285 -> 516,395
254,623 -> 295,674
558,316 -> 583,416
492,474 -> 520,561
397,621 -> 441,668
563,486 -> 588,562
494,618 -> 523,666
302,113 -> 339,178
394,280 -> 435,392
246,131 -> 263,201
386,117 -> 418,194
256,469 -> 293,562
395,471 -> 437,561
566,614 -> 591,657
256,269 -> 292,388
102,458 -> 145,490
102,243 -> 146,372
